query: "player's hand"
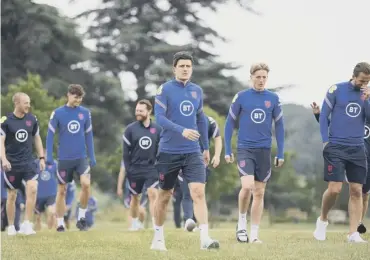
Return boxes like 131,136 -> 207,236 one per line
211,155 -> 220,168
361,86 -> 370,100
39,159 -> 46,171
90,158 -> 97,167
203,150 -> 210,166
310,102 -> 320,114
2,158 -> 11,172
182,129 -> 200,141
225,153 -> 235,164
274,157 -> 284,168
117,188 -> 123,197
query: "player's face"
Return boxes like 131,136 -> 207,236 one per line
17,95 -> 31,114
135,104 -> 150,121
352,72 -> 370,89
67,93 -> 83,107
251,69 -> 268,91
173,59 -> 193,82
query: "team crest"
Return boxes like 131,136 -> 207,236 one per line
78,113 -> 84,120
131,182 -> 136,188
150,128 -> 156,134
191,91 -> 197,99
328,85 -> 337,94
9,176 -> 15,182
156,85 -> 163,95
327,165 -> 333,172
239,160 -> 246,167
264,101 -> 271,108
26,120 -> 32,127
159,173 -> 165,181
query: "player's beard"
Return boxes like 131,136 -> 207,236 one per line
136,114 -> 147,122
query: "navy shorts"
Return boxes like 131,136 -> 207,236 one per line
35,196 -> 56,214
57,158 -> 90,184
3,161 -> 38,190
323,142 -> 367,184
155,152 -> 206,190
127,169 -> 158,195
236,148 -> 272,182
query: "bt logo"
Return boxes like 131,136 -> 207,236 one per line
139,136 -> 152,150
180,100 -> 194,116
250,109 -> 266,124
15,129 -> 28,142
67,120 -> 80,134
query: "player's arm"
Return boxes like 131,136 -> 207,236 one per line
33,117 -> 44,159
46,111 -> 58,164
209,118 -> 222,167
154,85 -> 185,133
0,116 -> 11,170
117,161 -> 125,196
273,96 -> 285,161
85,111 -> 96,167
196,89 -> 209,151
122,127 -> 132,171
320,85 -> 336,144
224,93 -> 241,157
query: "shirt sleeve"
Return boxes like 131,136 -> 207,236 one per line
273,95 -> 285,159
32,116 -> 40,136
196,88 -> 209,150
208,117 -> 220,139
0,116 -> 8,137
122,126 -> 132,170
320,85 -> 337,143
224,93 -> 242,155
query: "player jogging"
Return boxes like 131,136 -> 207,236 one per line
311,99 -> 370,236
224,63 -> 285,243
152,51 -> 219,251
116,161 -> 148,229
0,92 -> 45,235
34,153 -> 57,231
177,115 -> 222,232
46,84 -> 96,232
314,62 -> 370,243
122,99 -> 160,231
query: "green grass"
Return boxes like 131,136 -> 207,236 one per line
2,221 -> 369,260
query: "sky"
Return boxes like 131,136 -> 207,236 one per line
34,0 -> 370,107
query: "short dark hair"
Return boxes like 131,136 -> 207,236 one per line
68,84 -> 85,97
137,99 -> 153,111
173,51 -> 194,67
353,62 -> 370,77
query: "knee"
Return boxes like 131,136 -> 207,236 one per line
190,184 -> 205,202
349,186 -> 362,198
147,188 -> 157,201
327,183 -> 342,195
26,180 -> 38,195
80,175 -> 91,190
158,189 -> 172,204
363,193 -> 369,203
252,187 -> 265,200
58,185 -> 67,197
7,190 -> 17,202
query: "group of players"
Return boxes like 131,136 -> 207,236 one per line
1,50 -> 370,250
1,85 -> 98,235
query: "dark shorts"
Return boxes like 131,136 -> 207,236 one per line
35,196 -> 56,214
57,158 -> 90,184
236,148 -> 272,182
323,143 -> 367,184
3,162 -> 38,190
127,169 -> 158,195
155,152 -> 206,190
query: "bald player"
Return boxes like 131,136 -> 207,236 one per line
1,92 -> 45,236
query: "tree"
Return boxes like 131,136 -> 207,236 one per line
1,0 -> 89,90
75,0 -> 259,117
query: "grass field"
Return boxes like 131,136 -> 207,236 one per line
2,221 -> 369,260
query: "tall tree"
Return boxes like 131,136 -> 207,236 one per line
76,0 -> 259,116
